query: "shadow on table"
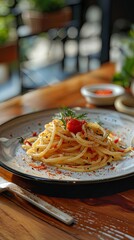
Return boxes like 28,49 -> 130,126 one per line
12,174 -> 134,198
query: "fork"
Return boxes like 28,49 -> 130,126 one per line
0,138 -> 74,225
0,177 -> 74,225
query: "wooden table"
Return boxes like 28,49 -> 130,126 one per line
0,63 -> 134,240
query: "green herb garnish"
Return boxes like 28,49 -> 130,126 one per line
96,121 -> 103,126
17,137 -> 24,143
54,107 -> 88,127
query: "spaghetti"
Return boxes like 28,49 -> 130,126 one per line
22,109 -> 133,172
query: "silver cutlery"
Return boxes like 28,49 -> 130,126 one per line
0,177 -> 74,225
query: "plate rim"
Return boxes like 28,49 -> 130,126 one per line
0,160 -> 134,184
0,107 -> 134,184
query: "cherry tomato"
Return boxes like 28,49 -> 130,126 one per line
32,131 -> 38,136
66,118 -> 84,134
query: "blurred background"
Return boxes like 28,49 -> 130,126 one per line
0,0 -> 134,102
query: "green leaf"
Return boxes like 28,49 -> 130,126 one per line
54,107 -> 88,127
30,0 -> 65,12
122,57 -> 134,78
17,137 -> 24,143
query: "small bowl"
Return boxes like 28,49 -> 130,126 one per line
81,84 -> 125,106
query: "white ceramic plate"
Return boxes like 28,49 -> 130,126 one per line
0,108 -> 134,184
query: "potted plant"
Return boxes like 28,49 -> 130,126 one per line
0,0 -> 17,64
0,1 -> 17,83
0,15 -> 17,63
112,27 -> 134,94
22,0 -> 72,32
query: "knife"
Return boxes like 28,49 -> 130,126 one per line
0,177 -> 74,225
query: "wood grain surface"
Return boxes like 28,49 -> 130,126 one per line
0,63 -> 134,240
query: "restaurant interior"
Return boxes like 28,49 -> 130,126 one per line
0,1 -> 134,239
0,0 -> 134,102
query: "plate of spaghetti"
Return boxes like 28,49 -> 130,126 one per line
0,107 -> 134,184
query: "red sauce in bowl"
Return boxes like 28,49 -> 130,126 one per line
94,89 -> 113,95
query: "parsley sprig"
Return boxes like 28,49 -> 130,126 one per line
17,136 -> 24,143
54,107 -> 88,127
